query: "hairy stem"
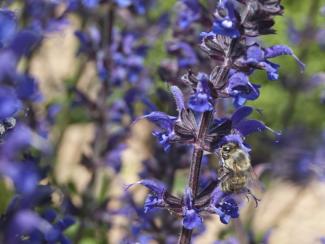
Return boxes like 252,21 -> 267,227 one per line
178,36 -> 238,243
178,111 -> 212,244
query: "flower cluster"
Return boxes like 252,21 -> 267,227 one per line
129,0 -> 304,240
0,0 -> 321,243
0,1 -> 162,242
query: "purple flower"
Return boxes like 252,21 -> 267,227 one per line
207,188 -> 239,224
0,161 -> 40,194
166,41 -> 198,69
226,71 -> 260,106
182,188 -> 202,230
6,210 -> 52,244
75,27 -> 100,56
46,104 -> 61,125
105,144 -> 126,173
16,75 -> 42,102
126,179 -> 168,213
212,0 -> 240,38
126,179 -> 166,196
230,106 -> 267,137
0,50 -> 17,82
286,19 -> 301,45
44,214 -> 75,243
189,73 -> 213,112
115,0 -> 131,7
0,9 -> 17,48
0,87 -> 21,120
141,112 -> 176,132
208,106 -> 268,152
245,44 -> 305,80
144,194 -> 164,213
0,124 -> 31,158
137,107 -> 178,151
176,0 -> 201,30
218,197 -> 239,224
114,0 -> 150,14
82,0 -> 100,9
221,106 -> 268,151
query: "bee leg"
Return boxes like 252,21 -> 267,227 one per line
242,188 -> 260,208
244,194 -> 250,203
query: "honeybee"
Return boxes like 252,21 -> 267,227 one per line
218,142 -> 260,205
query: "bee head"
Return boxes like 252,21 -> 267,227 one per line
220,142 -> 238,160
221,142 -> 237,153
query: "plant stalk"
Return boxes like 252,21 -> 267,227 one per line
178,36 -> 237,243
178,111 -> 212,244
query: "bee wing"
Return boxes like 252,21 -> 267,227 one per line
246,166 -> 265,193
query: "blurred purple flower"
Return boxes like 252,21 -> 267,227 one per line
105,143 -> 126,172
0,161 -> 40,194
0,9 -> 17,48
16,75 -> 42,102
82,0 -> 99,8
0,87 -> 21,120
176,0 -> 201,30
167,41 -> 198,69
286,19 -> 301,45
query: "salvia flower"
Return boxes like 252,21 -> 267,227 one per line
242,44 -> 305,80
176,0 -> 202,30
225,71 -> 260,106
0,87 -> 21,120
182,188 -> 202,230
208,188 -> 239,224
126,179 -> 169,212
212,0 -> 240,38
0,9 -> 17,48
137,86 -> 199,150
166,41 -> 198,69
188,73 -> 214,112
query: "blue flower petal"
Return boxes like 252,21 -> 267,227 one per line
231,106 -> 253,125
152,131 -> 172,151
264,45 -> 305,70
189,92 -> 213,112
189,73 -> 213,112
227,72 -> 260,104
183,209 -> 203,229
126,179 -> 166,197
144,194 -> 162,213
235,119 -> 267,136
140,111 -> 177,132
